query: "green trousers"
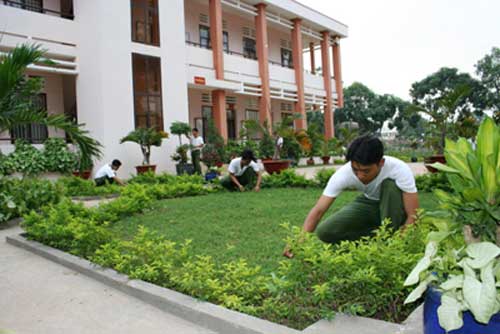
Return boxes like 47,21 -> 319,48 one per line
191,150 -> 202,174
316,179 -> 407,244
220,167 -> 257,191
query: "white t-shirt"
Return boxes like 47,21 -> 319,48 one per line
323,156 -> 417,200
228,157 -> 261,176
95,164 -> 116,179
191,136 -> 204,151
276,137 -> 283,147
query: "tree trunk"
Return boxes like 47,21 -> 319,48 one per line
141,145 -> 150,165
463,225 -> 480,244
439,125 -> 446,155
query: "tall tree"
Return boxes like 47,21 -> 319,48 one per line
0,44 -> 101,163
475,47 -> 500,123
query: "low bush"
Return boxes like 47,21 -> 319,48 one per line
0,177 -> 62,224
57,176 -> 121,197
262,169 -> 315,188
415,172 -> 452,192
6,140 -> 46,176
315,168 -> 336,188
42,138 -> 77,174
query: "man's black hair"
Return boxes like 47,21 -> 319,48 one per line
192,127 -> 199,132
112,159 -> 122,167
241,149 -> 256,162
346,135 -> 384,165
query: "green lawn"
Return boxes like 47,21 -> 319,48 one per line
111,189 -> 438,273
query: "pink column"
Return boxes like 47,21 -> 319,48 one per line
255,3 -> 272,128
321,31 -> 334,138
292,18 -> 306,130
332,38 -> 344,108
209,0 -> 227,140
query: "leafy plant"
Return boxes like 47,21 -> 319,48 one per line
415,172 -> 452,193
262,169 -> 315,188
120,128 -> 168,165
43,138 -> 77,173
315,168 -> 336,188
169,121 -> 191,146
404,117 -> 500,332
205,119 -> 225,163
57,176 -> 120,197
7,139 -> 46,176
171,144 -> 190,164
201,143 -> 220,168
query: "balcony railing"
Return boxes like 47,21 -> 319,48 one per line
2,0 -> 74,20
269,59 -> 294,69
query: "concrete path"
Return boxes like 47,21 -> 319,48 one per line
0,226 -> 216,334
295,162 -> 428,180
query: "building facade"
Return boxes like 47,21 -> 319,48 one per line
0,0 -> 348,176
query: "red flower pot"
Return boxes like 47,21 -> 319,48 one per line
72,170 -> 92,179
321,156 -> 331,165
136,165 -> 156,174
262,159 -> 291,174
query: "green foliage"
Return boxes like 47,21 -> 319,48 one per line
475,47 -> 500,123
415,173 -> 452,193
0,177 -> 62,224
171,144 -> 190,164
7,140 -> 46,176
315,168 -> 336,188
404,117 -> 500,332
169,121 -> 191,145
56,176 -> 120,197
205,119 -> 226,163
42,138 -> 77,173
262,169 -> 315,188
259,128 -> 275,160
120,127 -> 168,165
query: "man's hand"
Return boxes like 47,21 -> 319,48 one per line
254,185 -> 260,192
283,245 -> 294,258
238,185 -> 245,192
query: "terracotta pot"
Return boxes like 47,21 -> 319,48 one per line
424,155 -> 446,173
306,158 -> 315,166
321,156 -> 331,165
262,159 -> 291,175
215,161 -> 224,168
135,165 -> 156,174
72,170 -> 92,179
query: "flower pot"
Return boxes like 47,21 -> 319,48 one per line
215,161 -> 224,168
424,287 -> 500,334
175,163 -> 194,176
307,158 -> 315,166
424,155 -> 446,173
136,165 -> 156,174
262,159 -> 291,175
321,156 -> 331,165
72,170 -> 92,179
205,170 -> 218,182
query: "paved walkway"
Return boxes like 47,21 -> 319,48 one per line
0,225 -> 216,334
294,162 -> 428,180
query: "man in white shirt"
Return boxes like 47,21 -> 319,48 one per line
188,128 -> 204,174
284,135 -> 419,257
273,132 -> 284,160
94,159 -> 125,186
221,149 -> 263,192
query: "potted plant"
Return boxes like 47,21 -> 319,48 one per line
403,117 -> 500,334
171,144 -> 194,175
72,153 -> 93,179
305,123 -> 323,166
169,121 -> 191,146
120,127 -> 168,174
320,138 -> 332,165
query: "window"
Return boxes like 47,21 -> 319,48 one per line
245,110 -> 259,121
132,53 -> 163,131
242,37 -> 256,60
195,106 -> 213,141
281,48 -> 293,68
5,0 -> 43,12
11,93 -> 48,143
223,31 -> 229,53
227,108 -> 236,140
131,0 -> 160,46
199,25 -> 210,49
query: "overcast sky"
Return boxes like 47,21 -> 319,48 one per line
297,0 -> 500,100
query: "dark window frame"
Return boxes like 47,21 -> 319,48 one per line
10,93 -> 48,144
242,37 -> 257,60
131,0 -> 160,46
131,53 -> 164,131
223,31 -> 229,53
281,48 -> 293,68
199,24 -> 211,49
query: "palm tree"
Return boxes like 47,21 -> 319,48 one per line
0,44 -> 101,165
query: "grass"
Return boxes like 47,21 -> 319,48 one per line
111,188 -> 438,273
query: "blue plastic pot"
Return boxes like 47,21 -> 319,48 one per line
424,287 -> 500,334
205,171 -> 218,182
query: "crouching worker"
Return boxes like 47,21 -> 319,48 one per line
221,149 -> 263,192
94,159 -> 126,186
284,135 -> 419,258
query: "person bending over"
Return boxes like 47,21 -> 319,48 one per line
94,159 -> 125,186
221,149 -> 263,192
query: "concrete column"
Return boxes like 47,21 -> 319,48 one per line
255,3 -> 272,127
212,89 -> 227,140
209,0 -> 227,140
309,42 -> 316,74
321,31 -> 334,138
292,18 -> 306,130
332,38 -> 344,108
209,0 -> 224,79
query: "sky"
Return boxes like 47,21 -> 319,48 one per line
297,0 -> 500,100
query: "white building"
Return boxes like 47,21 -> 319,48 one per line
0,0 -> 348,176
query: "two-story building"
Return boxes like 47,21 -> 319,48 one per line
0,0 -> 348,176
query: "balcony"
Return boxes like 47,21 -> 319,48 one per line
2,0 -> 74,19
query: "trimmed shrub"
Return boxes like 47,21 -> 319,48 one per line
315,168 -> 336,188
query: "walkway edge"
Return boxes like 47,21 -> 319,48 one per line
6,233 -> 300,334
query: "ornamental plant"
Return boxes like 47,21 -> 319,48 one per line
120,128 -> 168,165
169,121 -> 191,146
404,117 -> 500,332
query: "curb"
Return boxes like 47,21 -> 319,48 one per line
0,217 -> 23,230
6,233 -> 300,334
70,194 -> 120,201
